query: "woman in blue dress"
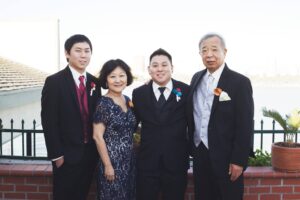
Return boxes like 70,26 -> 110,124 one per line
93,59 -> 136,200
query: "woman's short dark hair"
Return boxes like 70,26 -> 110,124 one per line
98,59 -> 133,89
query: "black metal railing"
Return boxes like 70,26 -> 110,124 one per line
0,118 -> 45,160
254,119 -> 299,150
0,118 -> 299,160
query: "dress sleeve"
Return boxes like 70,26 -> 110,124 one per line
93,98 -> 110,125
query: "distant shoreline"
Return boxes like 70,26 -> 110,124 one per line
169,73 -> 300,87
249,75 -> 300,87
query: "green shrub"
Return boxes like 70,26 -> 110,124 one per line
248,149 -> 271,166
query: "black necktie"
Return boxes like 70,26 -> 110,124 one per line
157,87 -> 166,108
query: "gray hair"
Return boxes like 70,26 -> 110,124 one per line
198,33 -> 226,49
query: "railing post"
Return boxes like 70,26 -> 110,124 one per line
26,131 -> 32,156
33,120 -> 36,156
26,120 -> 32,157
0,118 -> 2,155
10,119 -> 14,156
22,119 -> 25,156
260,120 -> 264,150
272,120 -> 275,143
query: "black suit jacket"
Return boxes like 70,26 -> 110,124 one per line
41,66 -> 100,164
132,79 -> 190,172
187,64 -> 254,177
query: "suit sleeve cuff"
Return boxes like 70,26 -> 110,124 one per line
52,156 -> 63,161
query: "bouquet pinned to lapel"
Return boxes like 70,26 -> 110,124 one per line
172,88 -> 182,102
214,88 -> 231,102
90,82 -> 96,96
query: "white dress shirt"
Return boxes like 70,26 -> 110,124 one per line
152,80 -> 173,101
69,65 -> 87,87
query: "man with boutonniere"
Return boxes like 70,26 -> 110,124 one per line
41,34 -> 100,200
132,48 -> 190,200
187,33 -> 254,200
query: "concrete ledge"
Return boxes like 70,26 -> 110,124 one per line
2,163 -> 300,200
0,163 -> 285,178
244,166 -> 300,178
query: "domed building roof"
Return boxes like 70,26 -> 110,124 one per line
0,57 -> 48,92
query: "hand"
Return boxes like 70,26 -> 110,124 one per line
104,165 -> 115,182
228,163 -> 243,181
55,157 -> 64,168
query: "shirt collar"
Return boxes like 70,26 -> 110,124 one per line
69,65 -> 87,86
152,79 -> 173,92
206,63 -> 225,81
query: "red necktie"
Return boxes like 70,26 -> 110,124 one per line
79,75 -> 89,143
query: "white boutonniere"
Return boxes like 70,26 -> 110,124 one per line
90,82 -> 96,96
214,88 -> 231,101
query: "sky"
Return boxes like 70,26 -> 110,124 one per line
1,0 -> 300,77
1,0 -> 300,123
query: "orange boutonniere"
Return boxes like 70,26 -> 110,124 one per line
128,100 -> 134,108
214,88 -> 222,96
214,88 -> 231,101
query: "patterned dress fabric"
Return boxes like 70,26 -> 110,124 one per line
93,95 -> 136,200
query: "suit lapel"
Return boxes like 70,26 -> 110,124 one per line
211,65 -> 230,115
158,79 -> 181,123
165,79 -> 179,108
147,81 -> 158,114
145,81 -> 161,124
86,73 -> 94,115
188,70 -> 206,115
191,70 -> 206,97
63,67 -> 81,113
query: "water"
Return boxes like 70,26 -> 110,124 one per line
252,85 -> 300,152
253,86 -> 300,125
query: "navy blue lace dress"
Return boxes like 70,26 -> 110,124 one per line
93,95 -> 136,200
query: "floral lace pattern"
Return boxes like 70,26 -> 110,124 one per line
94,95 -> 136,200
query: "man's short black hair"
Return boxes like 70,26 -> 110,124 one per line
64,34 -> 93,54
149,48 -> 172,64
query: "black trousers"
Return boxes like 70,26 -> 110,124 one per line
52,144 -> 98,200
137,157 -> 187,200
193,142 -> 244,200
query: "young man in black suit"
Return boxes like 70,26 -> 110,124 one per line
187,33 -> 254,200
41,34 -> 100,200
132,48 -> 190,200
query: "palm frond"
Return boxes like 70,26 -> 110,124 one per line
262,107 -> 287,131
